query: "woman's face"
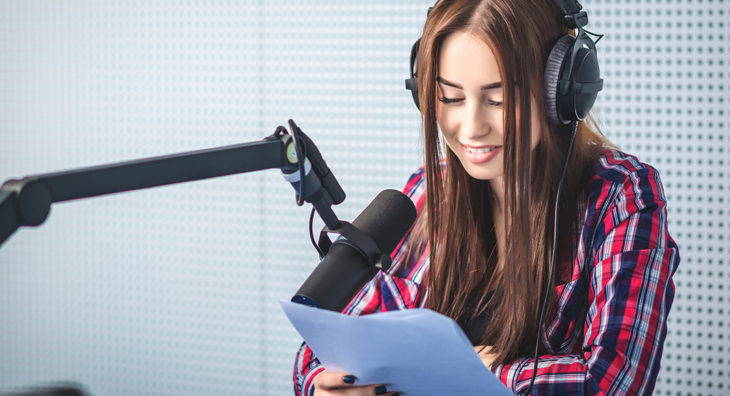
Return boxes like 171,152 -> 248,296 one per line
436,31 -> 543,182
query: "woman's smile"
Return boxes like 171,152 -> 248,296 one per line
461,144 -> 502,164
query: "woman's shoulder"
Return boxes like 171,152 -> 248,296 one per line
589,147 -> 663,187
402,159 -> 447,203
402,166 -> 427,213
583,147 -> 669,220
403,166 -> 426,193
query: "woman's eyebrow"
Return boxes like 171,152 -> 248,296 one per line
437,76 -> 502,90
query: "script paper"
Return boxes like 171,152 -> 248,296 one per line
281,300 -> 511,396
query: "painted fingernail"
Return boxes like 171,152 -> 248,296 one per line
392,393 -> 401,396
374,385 -> 388,395
342,375 -> 356,384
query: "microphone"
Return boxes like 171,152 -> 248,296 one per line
292,189 -> 418,312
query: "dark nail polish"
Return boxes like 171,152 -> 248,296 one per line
342,375 -> 355,384
374,385 -> 388,395
392,393 -> 400,396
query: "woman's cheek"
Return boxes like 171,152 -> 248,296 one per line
436,109 -> 458,137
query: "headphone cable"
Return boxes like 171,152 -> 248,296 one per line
523,120 -> 578,395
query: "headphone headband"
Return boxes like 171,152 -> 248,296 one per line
551,0 -> 583,16
428,0 -> 588,29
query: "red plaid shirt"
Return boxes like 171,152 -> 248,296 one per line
293,149 -> 680,395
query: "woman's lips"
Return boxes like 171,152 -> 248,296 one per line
461,144 -> 502,164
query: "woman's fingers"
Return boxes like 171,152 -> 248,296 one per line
313,371 -> 399,395
315,387 -> 399,396
314,371 -> 358,389
316,388 -> 396,396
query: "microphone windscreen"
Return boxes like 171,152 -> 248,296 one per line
352,189 -> 418,255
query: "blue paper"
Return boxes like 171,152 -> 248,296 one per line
281,300 -> 512,395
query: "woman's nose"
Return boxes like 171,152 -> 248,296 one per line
462,101 -> 491,139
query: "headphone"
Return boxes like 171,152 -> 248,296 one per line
404,0 -> 603,126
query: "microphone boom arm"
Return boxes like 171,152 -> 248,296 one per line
0,121 -> 344,247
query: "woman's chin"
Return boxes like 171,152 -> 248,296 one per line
458,159 -> 502,181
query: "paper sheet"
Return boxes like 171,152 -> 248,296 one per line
281,300 -> 511,396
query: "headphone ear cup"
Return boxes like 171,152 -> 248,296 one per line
544,35 -> 574,125
405,39 -> 421,110
405,77 -> 420,110
569,41 -> 602,121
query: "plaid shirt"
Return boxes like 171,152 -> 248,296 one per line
293,149 -> 680,395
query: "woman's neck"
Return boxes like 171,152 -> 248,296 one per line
489,176 -> 507,272
489,175 -> 505,213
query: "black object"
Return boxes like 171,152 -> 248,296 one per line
0,120 -> 344,247
542,1 -> 604,125
0,383 -> 86,396
292,189 -> 417,312
405,0 -> 603,127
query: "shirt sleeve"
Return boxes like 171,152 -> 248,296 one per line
492,165 -> 680,395
292,167 -> 428,396
293,341 -> 325,396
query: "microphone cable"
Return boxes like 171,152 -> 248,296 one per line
310,207 -> 325,258
523,120 -> 578,395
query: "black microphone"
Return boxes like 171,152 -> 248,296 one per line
292,189 -> 418,312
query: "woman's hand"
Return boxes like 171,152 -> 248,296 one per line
313,371 -> 399,396
474,345 -> 499,370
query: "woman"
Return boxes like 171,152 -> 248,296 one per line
294,0 -> 679,394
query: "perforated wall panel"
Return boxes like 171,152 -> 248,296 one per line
590,0 -> 729,393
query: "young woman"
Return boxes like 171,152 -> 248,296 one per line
294,0 -> 680,394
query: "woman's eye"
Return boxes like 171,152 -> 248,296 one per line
439,96 -> 463,104
438,97 -> 503,107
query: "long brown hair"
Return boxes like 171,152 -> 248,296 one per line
409,0 -> 616,367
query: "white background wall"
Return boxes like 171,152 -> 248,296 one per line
1,0 -> 728,395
